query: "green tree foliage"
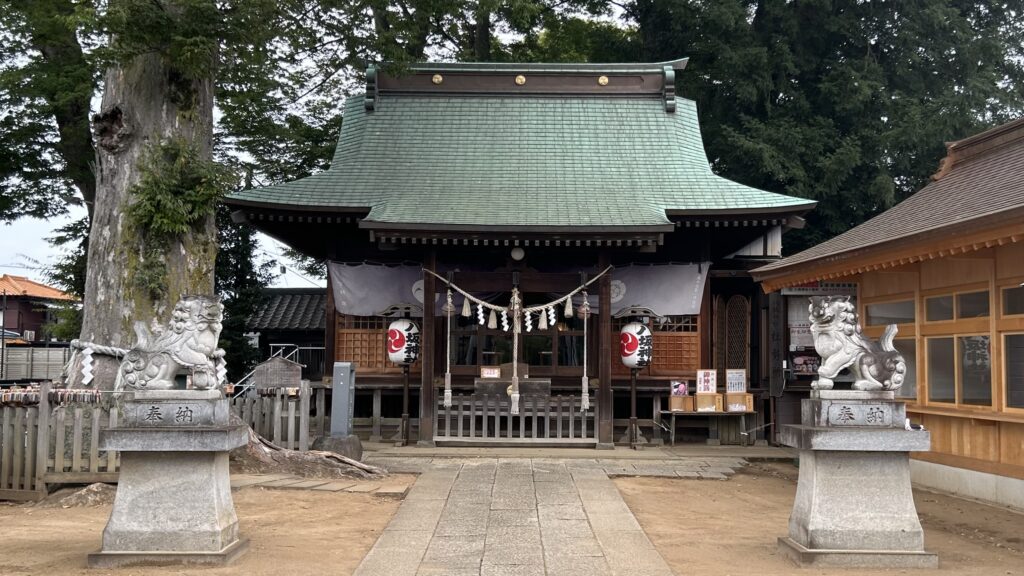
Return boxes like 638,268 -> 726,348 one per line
628,0 -> 1024,251
0,0 -> 96,222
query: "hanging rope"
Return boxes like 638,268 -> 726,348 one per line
509,288 -> 522,414
423,265 -> 614,415
423,265 -> 613,318
580,290 -> 590,411
444,289 -> 453,408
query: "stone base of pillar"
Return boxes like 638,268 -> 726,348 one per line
88,391 -> 249,568
778,537 -> 938,569
778,390 -> 936,569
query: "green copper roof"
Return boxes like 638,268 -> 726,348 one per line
228,91 -> 815,229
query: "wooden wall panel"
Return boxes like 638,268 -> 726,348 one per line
920,414 -> 1000,462
861,269 -> 917,298
650,333 -> 700,377
921,257 -> 993,290
1000,422 -> 1024,466
996,242 -> 1024,279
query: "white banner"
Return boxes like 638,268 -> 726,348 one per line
611,263 -> 709,316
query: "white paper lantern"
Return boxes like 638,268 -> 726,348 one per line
619,322 -> 652,368
387,319 -> 421,365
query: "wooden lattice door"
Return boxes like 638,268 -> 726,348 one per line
714,295 -> 750,374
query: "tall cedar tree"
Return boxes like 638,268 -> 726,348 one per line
628,0 -> 1024,251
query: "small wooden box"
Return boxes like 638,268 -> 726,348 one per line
695,393 -> 723,413
725,392 -> 754,413
669,396 -> 694,412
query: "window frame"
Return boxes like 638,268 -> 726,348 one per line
923,332 -> 995,409
1002,331 -> 1024,413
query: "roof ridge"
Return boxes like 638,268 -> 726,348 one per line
403,59 -> 690,74
932,116 -> 1024,180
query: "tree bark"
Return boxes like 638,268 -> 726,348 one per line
473,7 -> 491,61
73,34 -> 217,389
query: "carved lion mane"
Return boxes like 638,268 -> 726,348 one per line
116,296 -> 225,391
808,296 -> 906,391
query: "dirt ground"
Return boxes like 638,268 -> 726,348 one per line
0,483 -> 404,576
616,462 -> 1024,576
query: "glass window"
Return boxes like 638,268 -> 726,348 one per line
866,301 -> 915,326
959,336 -> 992,406
1006,334 -> 1024,409
893,339 -> 917,400
957,291 -> 990,318
1004,286 -> 1024,316
559,335 -> 584,366
926,296 -> 954,322
481,335 -> 512,366
927,338 -> 955,403
455,334 -> 478,365
523,335 -> 552,366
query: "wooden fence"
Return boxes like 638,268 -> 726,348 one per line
228,382 -> 323,451
435,392 -> 597,446
0,382 -> 322,501
1,347 -> 71,381
0,382 -> 119,501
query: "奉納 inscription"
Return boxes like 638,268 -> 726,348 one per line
826,403 -> 891,427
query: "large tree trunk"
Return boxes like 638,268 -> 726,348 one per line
72,40 -> 217,389
473,7 -> 491,61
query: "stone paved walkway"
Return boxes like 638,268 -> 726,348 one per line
355,457 -> 745,576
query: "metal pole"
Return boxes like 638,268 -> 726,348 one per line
630,367 -> 638,449
401,364 -> 410,446
1,289 -> 6,380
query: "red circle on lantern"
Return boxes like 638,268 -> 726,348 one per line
387,329 -> 405,354
620,332 -> 639,357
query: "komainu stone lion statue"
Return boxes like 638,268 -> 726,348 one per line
809,296 -> 906,391
116,296 -> 226,391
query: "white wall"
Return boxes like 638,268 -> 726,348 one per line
910,459 -> 1024,512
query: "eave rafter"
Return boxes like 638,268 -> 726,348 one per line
758,228 -> 1024,293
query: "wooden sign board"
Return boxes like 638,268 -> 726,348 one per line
480,366 -> 501,379
726,369 -> 747,393
696,370 -> 717,394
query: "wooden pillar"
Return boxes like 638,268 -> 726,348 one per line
597,251 -> 614,447
418,250 -> 437,445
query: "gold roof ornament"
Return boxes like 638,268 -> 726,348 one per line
431,74 -> 443,85
598,75 -> 609,86
514,74 -> 526,85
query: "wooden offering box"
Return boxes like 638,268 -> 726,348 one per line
695,393 -> 723,412
669,396 -> 695,412
725,392 -> 754,413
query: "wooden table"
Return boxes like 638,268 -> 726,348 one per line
660,410 -> 754,446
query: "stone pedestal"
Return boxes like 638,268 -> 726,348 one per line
777,390 -> 938,568
88,390 -> 249,568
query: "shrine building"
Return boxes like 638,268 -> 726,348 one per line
226,60 -> 816,447
753,117 -> 1024,508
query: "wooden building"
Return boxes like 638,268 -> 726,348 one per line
0,275 -> 74,343
227,60 -> 815,447
754,118 -> 1024,509
246,288 -> 327,380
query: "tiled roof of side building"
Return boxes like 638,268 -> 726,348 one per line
247,288 -> 326,332
227,60 -> 815,229
0,275 -> 75,301
754,117 -> 1024,276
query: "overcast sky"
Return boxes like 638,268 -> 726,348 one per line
0,208 -> 325,291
